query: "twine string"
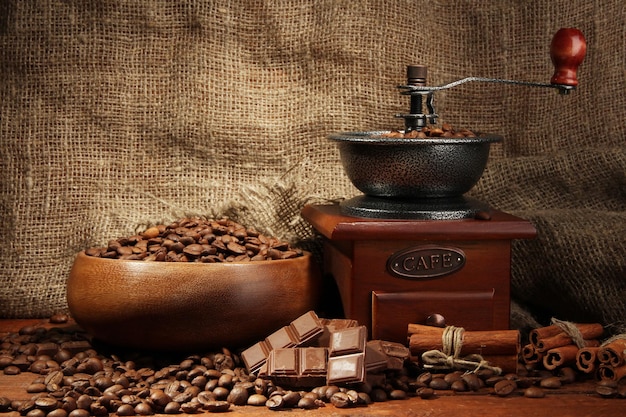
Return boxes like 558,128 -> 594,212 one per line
551,317 -> 587,348
420,325 -> 503,374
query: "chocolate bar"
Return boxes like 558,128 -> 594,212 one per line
242,310 -> 325,374
266,347 -> 328,387
326,325 -> 368,385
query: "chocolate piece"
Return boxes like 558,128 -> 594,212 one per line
242,310 -> 325,374
365,341 -> 390,373
329,326 -> 367,357
366,339 -> 410,371
327,353 -> 366,385
317,318 -> 359,347
241,341 -> 270,375
290,311 -> 325,343
266,347 -> 328,387
266,326 -> 298,350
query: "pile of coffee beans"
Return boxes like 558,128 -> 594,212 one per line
382,123 -> 476,139
1,317 -> 618,417
84,217 -> 303,263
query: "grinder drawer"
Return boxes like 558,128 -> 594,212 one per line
371,289 -> 497,343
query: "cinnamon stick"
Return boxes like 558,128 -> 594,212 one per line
542,344 -> 579,370
597,339 -> 626,367
598,364 -> 626,382
521,343 -> 543,365
529,322 -> 603,350
576,346 -> 600,374
536,335 -> 599,353
407,324 -> 520,356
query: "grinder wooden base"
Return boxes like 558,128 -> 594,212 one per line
301,204 -> 537,343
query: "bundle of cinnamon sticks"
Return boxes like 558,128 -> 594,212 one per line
521,321 -> 604,371
407,323 -> 520,374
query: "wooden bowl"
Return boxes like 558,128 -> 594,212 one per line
67,251 -> 321,351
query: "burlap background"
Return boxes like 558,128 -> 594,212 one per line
1,1 -> 624,333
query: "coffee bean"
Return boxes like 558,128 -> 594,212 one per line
68,409 -> 90,417
416,387 -> 435,399
389,389 -> 407,400
226,386 -> 248,406
297,397 -> 318,409
47,409 -> 68,417
115,404 -> 135,416
596,380 -> 618,397
3,365 -> 20,375
540,376 -> 562,389
429,377 -> 449,390
524,386 -> 546,398
330,392 -> 352,408
247,394 -> 267,406
26,409 -> 46,417
265,395 -> 284,410
493,379 -> 517,397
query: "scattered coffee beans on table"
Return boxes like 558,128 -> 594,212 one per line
84,217 -> 303,262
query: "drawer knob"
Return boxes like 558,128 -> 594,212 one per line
426,313 -> 446,328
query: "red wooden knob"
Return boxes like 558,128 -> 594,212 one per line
550,28 -> 586,86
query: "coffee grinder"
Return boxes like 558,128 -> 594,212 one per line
301,28 -> 586,344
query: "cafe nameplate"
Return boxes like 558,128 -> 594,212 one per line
387,245 -> 465,279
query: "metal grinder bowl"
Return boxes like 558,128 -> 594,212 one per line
330,131 -> 502,199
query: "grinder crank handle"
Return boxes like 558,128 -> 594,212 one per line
400,28 -> 586,95
550,28 -> 587,87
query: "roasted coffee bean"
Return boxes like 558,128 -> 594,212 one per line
462,373 -> 482,391
297,397 -> 318,409
211,387 -> 229,400
540,376 -> 562,389
450,379 -> 468,392
524,386 -> 546,398
85,217 -> 302,263
281,391 -> 301,408
161,401 -> 179,414
34,396 -> 59,411
246,394 -> 267,406
389,389 -> 407,400
204,400 -> 230,413
3,365 -> 20,375
26,409 -> 47,417
416,387 -> 435,399
370,388 -> 388,402
47,409 -> 68,417
115,403 -> 136,416
226,386 -> 248,406
429,377 -> 449,390
265,395 -> 284,410
329,392 -> 352,408
26,382 -> 47,393
493,379 -> 517,397
68,409 -> 90,417
596,380 -> 618,397
134,402 -> 153,416
180,402 -> 201,413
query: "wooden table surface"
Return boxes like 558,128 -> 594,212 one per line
1,319 -> 623,417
